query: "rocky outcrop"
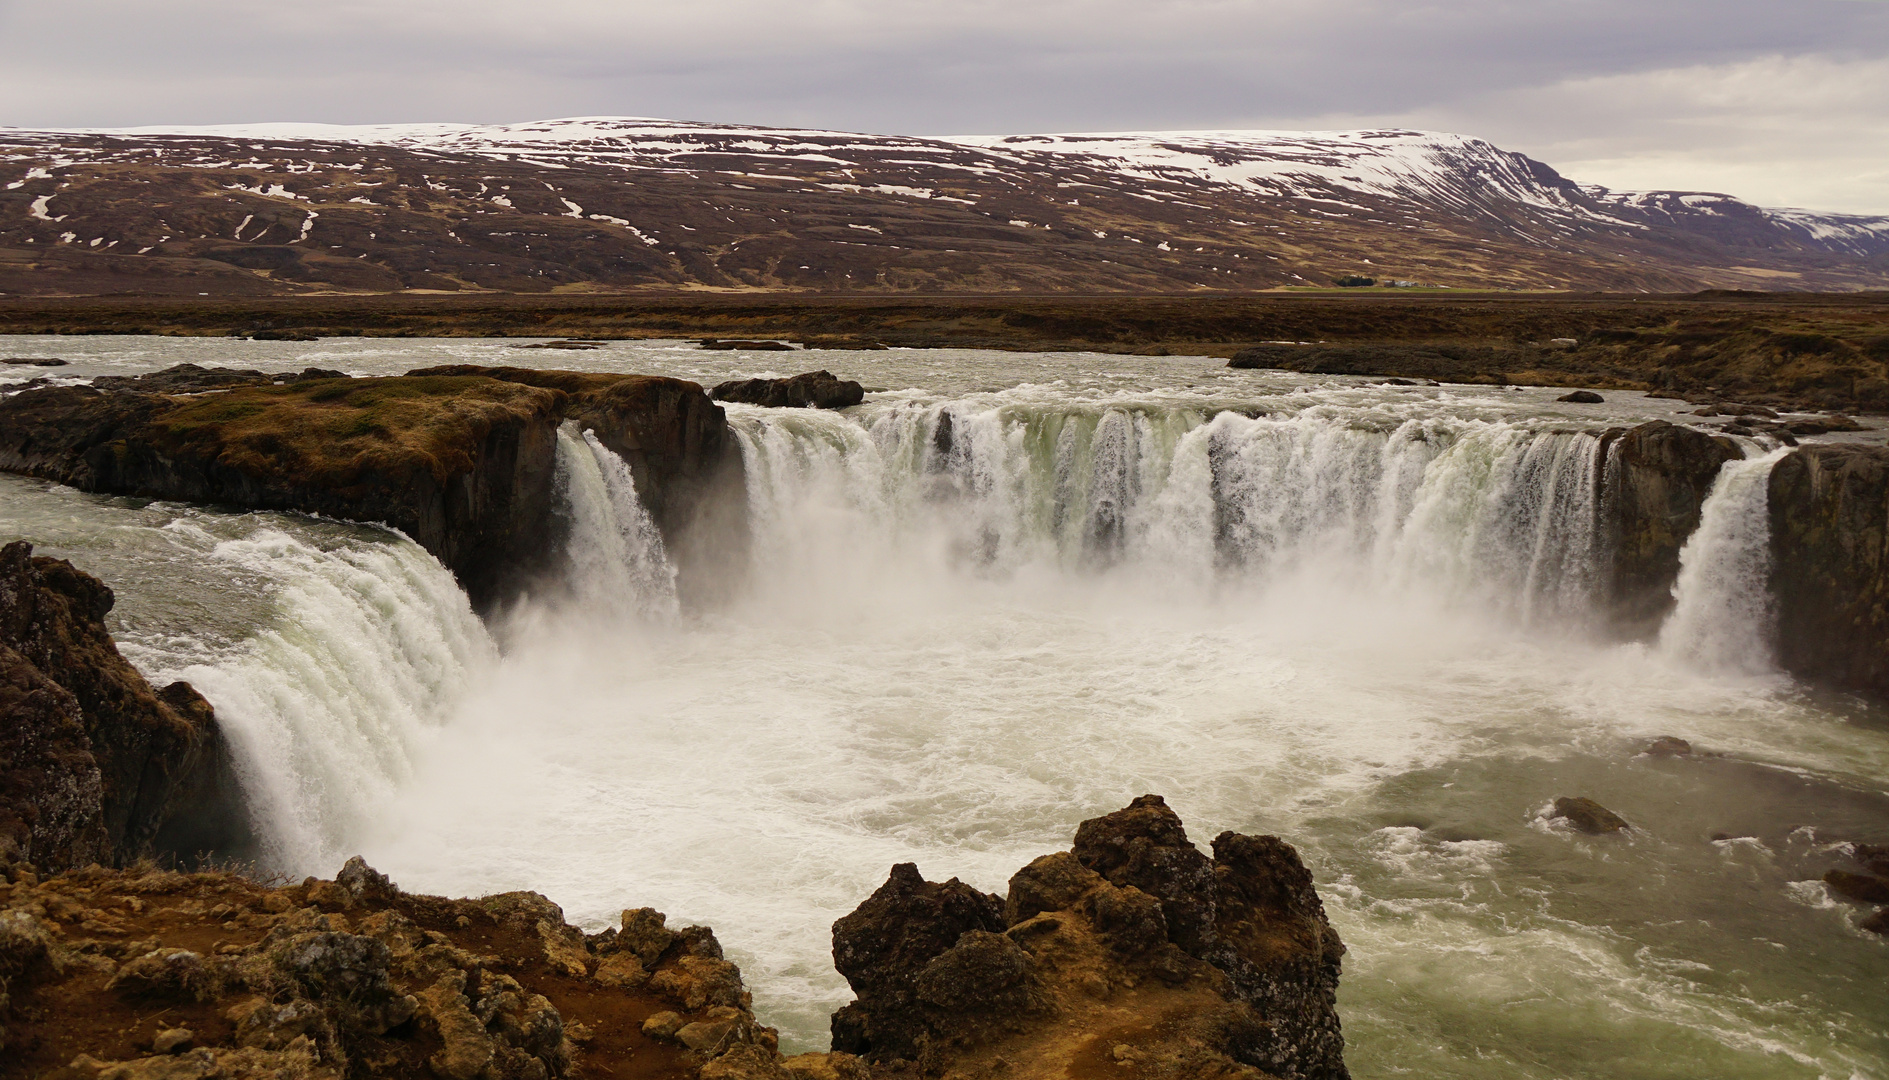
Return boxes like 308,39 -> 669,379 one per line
1598,420 -> 1742,635
0,856 -> 856,1079
829,795 -> 1348,1079
711,371 -> 864,410
1767,444 -> 1889,698
408,365 -> 750,606
0,365 -> 747,611
0,542 -> 240,872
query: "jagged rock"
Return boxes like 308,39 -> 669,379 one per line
1073,794 -> 1218,955
1863,908 -> 1889,935
67,1042 -> 339,1080
700,1045 -> 794,1079
780,1052 -> 873,1080
612,906 -> 676,968
1599,420 -> 1742,636
829,861 -> 1006,1060
711,370 -> 865,409
0,541 -> 237,871
1825,870 -> 1889,904
1005,851 -> 1105,925
151,1028 -> 194,1054
335,856 -> 399,905
830,796 -> 1349,1079
1557,390 -> 1604,403
271,932 -> 416,1035
108,948 -> 218,1003
641,1010 -> 686,1039
1769,445 -> 1889,699
1552,797 -> 1632,834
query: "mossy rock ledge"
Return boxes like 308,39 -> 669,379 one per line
0,365 -> 745,610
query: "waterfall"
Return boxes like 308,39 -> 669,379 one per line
727,400 -> 1610,621
553,422 -> 679,620
163,527 -> 496,874
1657,448 -> 1791,674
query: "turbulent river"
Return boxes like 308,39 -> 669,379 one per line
3,337 -> 1887,1078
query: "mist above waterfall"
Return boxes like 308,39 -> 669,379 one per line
1,338 -> 1882,1079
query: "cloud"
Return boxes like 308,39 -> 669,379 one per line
1,0 -> 1885,211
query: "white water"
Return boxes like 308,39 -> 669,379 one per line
551,422 -> 679,621
167,529 -> 495,871
1659,448 -> 1791,676
3,344 -> 1884,1079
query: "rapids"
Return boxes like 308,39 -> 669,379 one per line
2,337 -> 1885,1079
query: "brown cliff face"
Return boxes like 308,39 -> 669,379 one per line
1768,445 -> 1889,698
0,542 -> 238,871
0,366 -> 746,612
409,366 -> 750,606
1600,421 -> 1743,636
830,795 -> 1348,1080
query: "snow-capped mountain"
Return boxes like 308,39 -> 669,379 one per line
1,116 -> 1884,297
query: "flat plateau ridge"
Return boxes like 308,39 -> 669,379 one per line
2,115 -> 1887,297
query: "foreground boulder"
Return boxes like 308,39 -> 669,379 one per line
1768,444 -> 1889,699
0,365 -> 745,610
0,542 -> 241,872
711,371 -> 864,410
830,795 -> 1348,1079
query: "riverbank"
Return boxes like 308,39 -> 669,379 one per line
5,292 -> 1889,413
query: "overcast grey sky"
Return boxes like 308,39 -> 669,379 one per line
3,0 -> 1885,212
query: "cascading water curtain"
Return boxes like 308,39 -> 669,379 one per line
732,400 -> 1614,623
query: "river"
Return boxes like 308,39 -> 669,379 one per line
2,336 -> 1885,1078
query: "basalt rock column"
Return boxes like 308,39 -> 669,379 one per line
1768,444 -> 1889,698
1600,420 -> 1743,636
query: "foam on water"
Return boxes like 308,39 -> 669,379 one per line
1659,448 -> 1791,676
2,348 -> 1884,1078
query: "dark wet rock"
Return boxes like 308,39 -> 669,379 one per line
0,541 -> 240,872
510,340 -> 603,350
1863,908 -> 1889,935
293,368 -> 349,381
712,370 -> 865,409
1004,851 -> 1104,926
1551,796 -> 1632,834
831,796 -> 1349,1079
1599,420 -> 1743,637
1769,444 -> 1889,698
1557,390 -> 1604,403
1645,736 -> 1693,757
1694,403 -> 1778,418
1072,794 -> 1219,956
795,336 -> 887,351
1824,870 -> 1889,904
699,339 -> 796,351
2,358 -> 65,367
829,862 -> 1005,1061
